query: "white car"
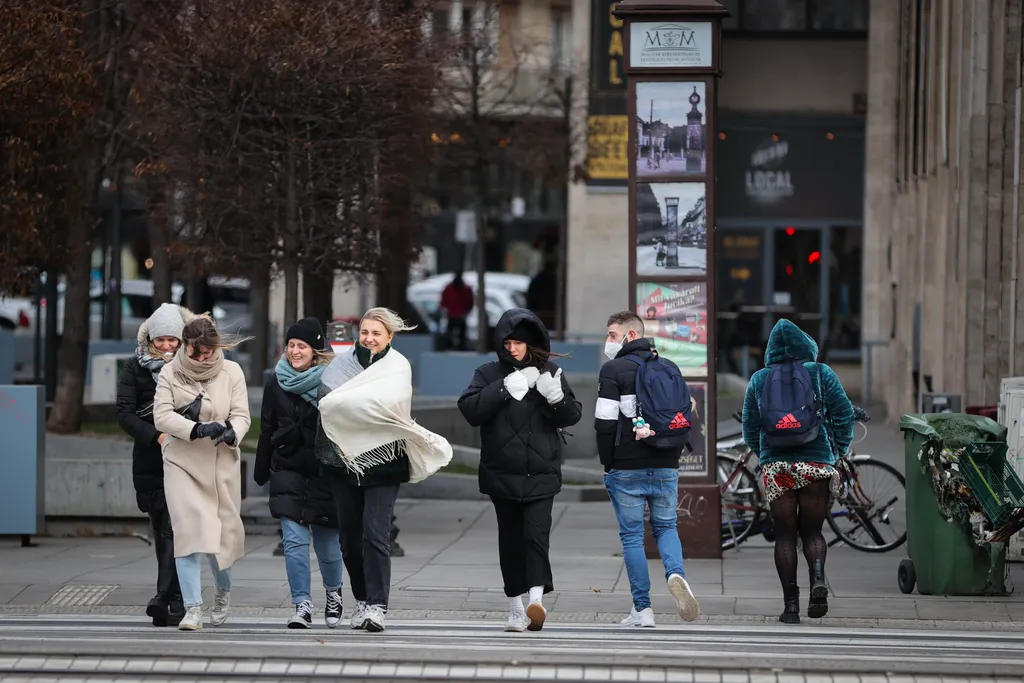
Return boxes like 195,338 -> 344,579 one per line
407,271 -> 530,342
0,296 -> 32,331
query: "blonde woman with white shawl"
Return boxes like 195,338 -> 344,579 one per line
315,308 -> 452,633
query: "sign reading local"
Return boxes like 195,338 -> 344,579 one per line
629,21 -> 713,68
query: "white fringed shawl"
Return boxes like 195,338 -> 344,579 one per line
318,347 -> 452,483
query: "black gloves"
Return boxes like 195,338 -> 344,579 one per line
213,420 -> 237,447
191,421 -> 226,441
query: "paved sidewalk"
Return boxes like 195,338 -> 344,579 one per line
2,500 -> 1021,629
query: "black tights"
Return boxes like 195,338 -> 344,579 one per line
769,479 -> 830,595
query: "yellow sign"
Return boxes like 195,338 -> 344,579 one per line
587,115 -> 629,181
730,267 -> 752,281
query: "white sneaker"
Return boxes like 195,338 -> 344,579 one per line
210,587 -> 230,627
350,601 -> 368,630
504,605 -> 530,632
667,574 -> 700,622
363,604 -> 386,632
325,590 -> 343,629
525,602 -> 546,631
288,600 -> 313,629
178,606 -> 203,631
620,607 -> 656,627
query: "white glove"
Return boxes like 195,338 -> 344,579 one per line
536,368 -> 564,404
504,370 -> 530,401
519,366 -> 540,387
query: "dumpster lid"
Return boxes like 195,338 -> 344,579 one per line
899,413 -> 1007,447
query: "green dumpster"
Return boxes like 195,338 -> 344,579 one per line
897,414 -> 1009,596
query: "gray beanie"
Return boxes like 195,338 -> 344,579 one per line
147,303 -> 184,341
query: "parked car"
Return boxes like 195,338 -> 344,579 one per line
406,271 -> 530,343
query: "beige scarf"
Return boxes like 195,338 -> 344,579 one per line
173,348 -> 225,385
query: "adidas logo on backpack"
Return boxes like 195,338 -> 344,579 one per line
760,361 -> 820,447
619,353 -> 693,451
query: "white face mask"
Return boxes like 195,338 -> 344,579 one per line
604,340 -> 623,360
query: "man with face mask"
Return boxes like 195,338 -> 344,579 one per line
595,311 -> 700,629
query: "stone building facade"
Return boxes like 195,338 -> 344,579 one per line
863,0 -> 1024,413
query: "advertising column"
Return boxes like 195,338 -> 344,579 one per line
614,0 -> 727,559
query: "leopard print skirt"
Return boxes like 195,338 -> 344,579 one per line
760,460 -> 841,505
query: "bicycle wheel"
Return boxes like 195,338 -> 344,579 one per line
718,452 -> 763,550
828,458 -> 907,553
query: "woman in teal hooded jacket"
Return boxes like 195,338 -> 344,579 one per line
741,319 -> 853,624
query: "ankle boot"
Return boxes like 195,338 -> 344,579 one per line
779,585 -> 800,624
808,560 -> 828,618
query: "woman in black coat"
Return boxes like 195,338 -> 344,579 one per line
116,302 -> 189,627
457,308 -> 582,633
255,318 -> 343,630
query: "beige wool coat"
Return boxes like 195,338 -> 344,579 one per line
153,356 -> 250,570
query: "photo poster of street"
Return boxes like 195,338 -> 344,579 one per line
680,382 -> 707,475
635,81 -> 706,180
635,181 -> 706,277
636,281 -> 708,375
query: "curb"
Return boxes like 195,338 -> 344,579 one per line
1,604 -> 1021,631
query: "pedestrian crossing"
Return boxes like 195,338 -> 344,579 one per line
0,615 -> 1022,682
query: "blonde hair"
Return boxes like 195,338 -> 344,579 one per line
146,340 -> 180,359
360,307 -> 417,335
289,348 -> 335,372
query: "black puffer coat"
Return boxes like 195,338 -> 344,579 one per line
255,375 -> 337,527
116,356 -> 165,511
458,309 -> 582,502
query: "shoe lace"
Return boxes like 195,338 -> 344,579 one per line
366,604 -> 385,621
326,592 -> 342,613
297,601 -> 313,618
214,592 -> 229,609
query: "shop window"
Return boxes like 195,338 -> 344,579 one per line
724,0 -> 867,35
826,226 -> 863,357
772,227 -> 822,342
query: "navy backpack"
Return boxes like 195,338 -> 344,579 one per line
618,353 -> 693,451
759,360 -> 821,447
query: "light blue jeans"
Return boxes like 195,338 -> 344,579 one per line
175,553 -> 232,608
604,468 -> 686,611
281,517 -> 343,605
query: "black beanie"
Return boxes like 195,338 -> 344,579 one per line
286,317 -> 326,350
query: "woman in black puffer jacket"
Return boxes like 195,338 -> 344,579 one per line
116,302 -> 190,627
458,309 -> 582,633
254,318 -> 342,630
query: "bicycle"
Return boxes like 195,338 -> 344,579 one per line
718,406 -> 907,553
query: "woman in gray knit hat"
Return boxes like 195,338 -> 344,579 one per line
116,302 -> 192,626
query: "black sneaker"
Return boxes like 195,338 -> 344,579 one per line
288,600 -> 313,629
325,590 -> 343,629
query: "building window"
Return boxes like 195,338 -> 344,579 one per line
723,0 -> 868,35
550,7 -> 570,71
809,0 -> 868,32
744,0 -> 807,31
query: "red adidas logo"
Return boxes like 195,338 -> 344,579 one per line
668,412 -> 690,430
776,413 -> 802,429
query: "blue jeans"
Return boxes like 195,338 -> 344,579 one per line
280,517 -> 344,604
604,468 -> 686,611
175,553 -> 232,608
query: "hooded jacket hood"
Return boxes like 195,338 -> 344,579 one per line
764,319 -> 819,366
494,308 -> 550,367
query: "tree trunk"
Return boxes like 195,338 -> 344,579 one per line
149,209 -> 172,305
46,216 -> 93,433
302,267 -> 333,332
248,264 -> 270,385
283,260 -> 299,326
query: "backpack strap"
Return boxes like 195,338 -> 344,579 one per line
815,363 -> 840,459
613,354 -> 645,447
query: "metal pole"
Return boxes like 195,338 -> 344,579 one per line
44,271 -> 58,403
108,163 -> 124,340
32,278 -> 42,385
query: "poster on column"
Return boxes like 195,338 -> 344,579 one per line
636,182 -> 706,277
635,82 -> 707,180
636,282 -> 708,375
679,382 -> 707,476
